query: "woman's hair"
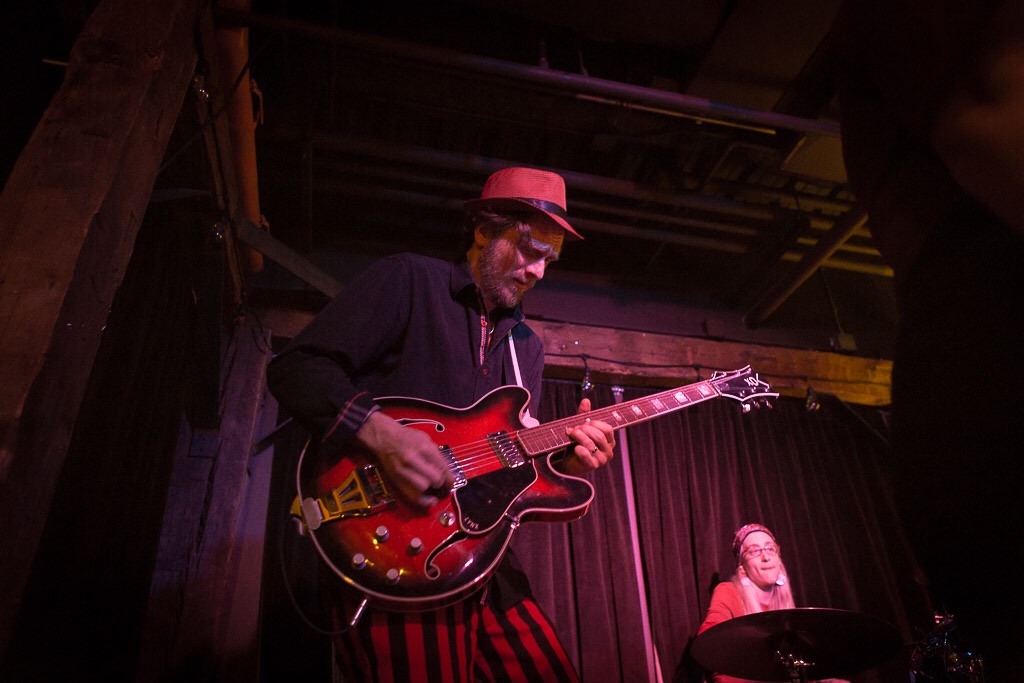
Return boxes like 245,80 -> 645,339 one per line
730,561 -> 795,614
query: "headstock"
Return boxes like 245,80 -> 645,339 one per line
710,366 -> 778,412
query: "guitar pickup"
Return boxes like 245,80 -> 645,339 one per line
291,464 -> 394,532
440,445 -> 468,488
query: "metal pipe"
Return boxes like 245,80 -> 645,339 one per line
609,385 -> 661,683
213,7 -> 841,138
266,128 -> 806,224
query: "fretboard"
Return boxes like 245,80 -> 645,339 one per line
517,379 -> 721,456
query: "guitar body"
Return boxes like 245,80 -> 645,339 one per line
297,386 -> 595,611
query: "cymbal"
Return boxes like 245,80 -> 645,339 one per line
691,608 -> 903,681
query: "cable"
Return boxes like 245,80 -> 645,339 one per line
157,30 -> 272,175
836,397 -> 891,446
276,511 -> 353,637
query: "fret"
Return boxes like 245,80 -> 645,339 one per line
523,426 -> 567,453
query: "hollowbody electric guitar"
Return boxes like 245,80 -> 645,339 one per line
293,366 -> 776,613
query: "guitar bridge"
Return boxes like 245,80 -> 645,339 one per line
292,464 -> 394,531
488,431 -> 525,467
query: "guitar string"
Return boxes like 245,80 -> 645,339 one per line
441,392 -> 705,476
431,372 -> 760,469
441,380 -> 724,471
442,406 -> 626,473
427,372 -> 773,480
446,395 -> 689,470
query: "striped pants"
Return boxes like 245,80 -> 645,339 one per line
331,592 -> 579,683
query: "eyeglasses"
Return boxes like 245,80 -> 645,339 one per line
741,543 -> 780,560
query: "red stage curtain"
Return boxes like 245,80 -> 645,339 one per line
512,379 -> 931,683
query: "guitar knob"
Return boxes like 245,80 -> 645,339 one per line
351,553 -> 367,570
375,525 -> 390,541
408,537 -> 424,554
386,568 -> 400,584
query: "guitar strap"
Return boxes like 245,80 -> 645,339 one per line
507,331 -> 540,427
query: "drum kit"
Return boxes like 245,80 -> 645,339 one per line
691,608 -> 989,682
690,608 -> 904,682
692,610 -> 987,683
908,613 -> 986,683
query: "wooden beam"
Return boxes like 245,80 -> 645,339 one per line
0,0 -> 202,657
531,320 -> 891,406
237,219 -> 342,298
254,307 -> 891,406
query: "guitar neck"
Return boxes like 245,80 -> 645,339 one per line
517,379 -> 721,456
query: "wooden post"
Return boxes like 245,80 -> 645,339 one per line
0,0 -> 202,657
137,321 -> 275,681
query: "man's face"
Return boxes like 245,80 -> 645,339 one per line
477,222 -> 564,310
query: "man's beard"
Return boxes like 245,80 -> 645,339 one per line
477,241 -> 522,310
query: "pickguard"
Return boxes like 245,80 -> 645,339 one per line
453,463 -> 537,533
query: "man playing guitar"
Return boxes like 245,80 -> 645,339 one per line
267,167 -> 616,682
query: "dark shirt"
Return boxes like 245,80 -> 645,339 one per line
267,252 -> 545,454
266,252 -> 546,609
